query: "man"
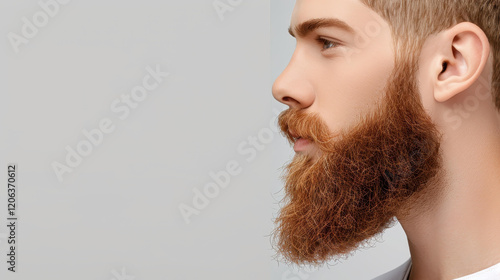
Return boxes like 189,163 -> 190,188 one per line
271,0 -> 500,279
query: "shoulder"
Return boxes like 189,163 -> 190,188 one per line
372,258 -> 412,280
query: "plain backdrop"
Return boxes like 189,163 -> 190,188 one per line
0,0 -> 409,279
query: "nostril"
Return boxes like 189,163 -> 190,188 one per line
282,96 -> 300,106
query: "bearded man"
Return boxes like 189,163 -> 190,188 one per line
271,0 -> 500,279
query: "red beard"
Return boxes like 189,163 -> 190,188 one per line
272,61 -> 444,266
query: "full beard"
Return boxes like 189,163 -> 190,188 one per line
272,61 -> 444,267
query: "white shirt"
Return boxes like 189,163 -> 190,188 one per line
373,258 -> 500,280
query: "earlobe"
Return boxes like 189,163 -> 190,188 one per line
433,22 -> 490,103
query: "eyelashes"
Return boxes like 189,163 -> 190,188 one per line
315,37 -> 341,52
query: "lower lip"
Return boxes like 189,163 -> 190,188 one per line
294,138 -> 312,152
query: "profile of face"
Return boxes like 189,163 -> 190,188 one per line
271,0 -> 444,266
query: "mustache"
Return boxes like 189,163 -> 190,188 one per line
277,108 -> 335,146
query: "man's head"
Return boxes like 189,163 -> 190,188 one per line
271,0 -> 499,267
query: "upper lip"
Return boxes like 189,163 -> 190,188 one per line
289,130 -> 303,141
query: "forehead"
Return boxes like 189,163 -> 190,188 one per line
290,0 -> 388,35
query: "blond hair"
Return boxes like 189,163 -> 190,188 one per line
361,0 -> 500,109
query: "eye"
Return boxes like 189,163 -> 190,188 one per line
315,37 -> 340,52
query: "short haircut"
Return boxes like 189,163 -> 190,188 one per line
361,0 -> 500,109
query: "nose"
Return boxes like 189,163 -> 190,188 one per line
272,57 -> 315,109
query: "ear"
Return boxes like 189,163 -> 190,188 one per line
431,22 -> 490,102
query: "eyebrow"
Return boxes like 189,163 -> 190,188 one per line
288,18 -> 356,38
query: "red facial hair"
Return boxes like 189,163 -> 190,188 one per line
271,60 -> 444,267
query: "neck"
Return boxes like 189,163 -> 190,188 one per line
398,105 -> 500,280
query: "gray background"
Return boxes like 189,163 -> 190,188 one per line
0,0 -> 409,279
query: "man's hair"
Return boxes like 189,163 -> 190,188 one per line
361,0 -> 500,109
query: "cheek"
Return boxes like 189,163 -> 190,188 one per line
418,79 -> 437,116
417,61 -> 440,120
305,9 -> 395,134
314,50 -> 394,133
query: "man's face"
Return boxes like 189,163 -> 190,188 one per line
271,0 -> 443,266
272,0 -> 395,155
